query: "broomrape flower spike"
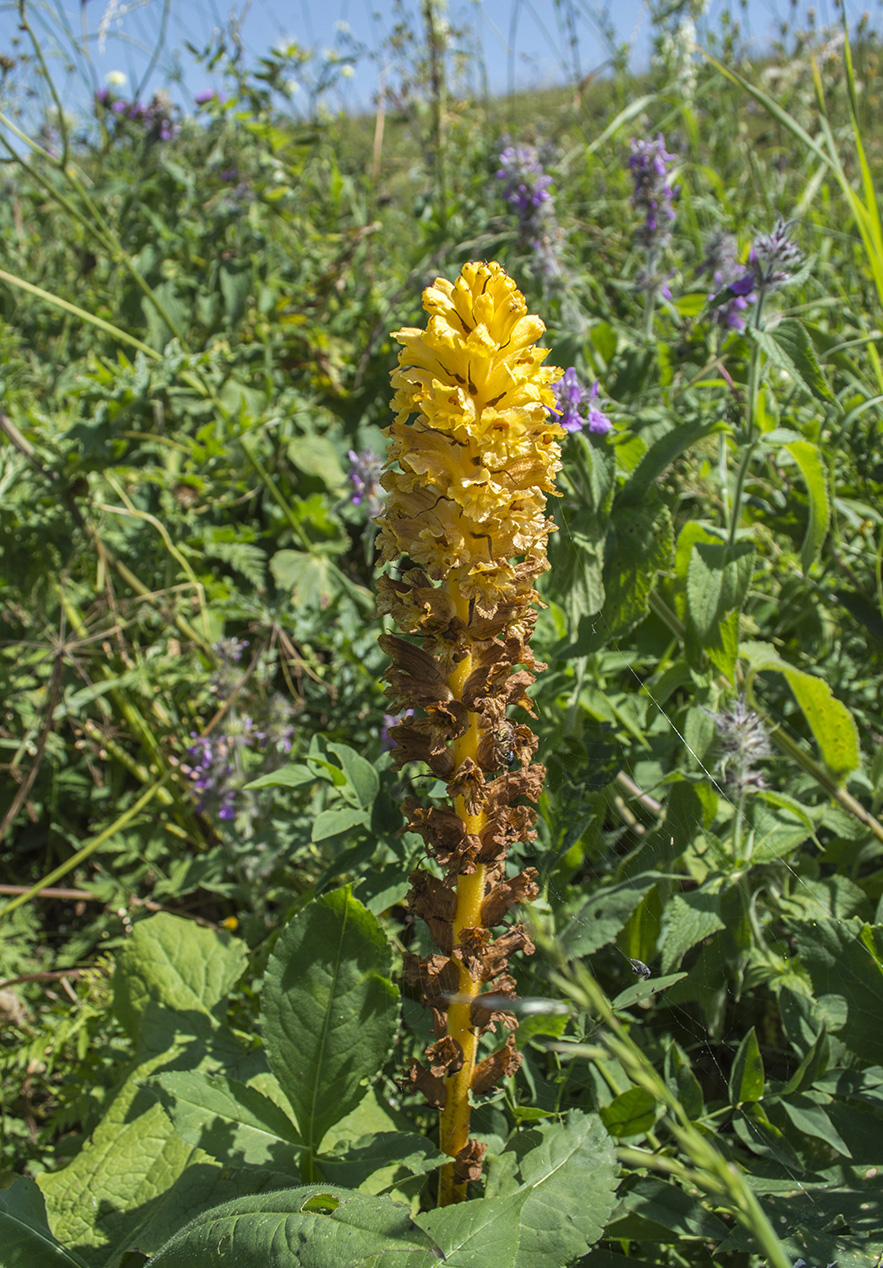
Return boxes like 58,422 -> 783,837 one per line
377,261 -> 563,1205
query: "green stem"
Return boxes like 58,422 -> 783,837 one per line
726,290 -> 766,549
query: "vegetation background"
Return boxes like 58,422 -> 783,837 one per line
2,0 -> 883,1264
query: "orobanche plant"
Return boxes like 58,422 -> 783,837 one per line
0,263 -> 619,1268
377,260 -> 566,1202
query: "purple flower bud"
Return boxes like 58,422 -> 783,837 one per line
348,449 -> 384,518
629,133 -> 679,251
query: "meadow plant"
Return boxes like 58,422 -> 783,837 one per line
377,260 -> 563,1202
495,143 -> 563,278
629,133 -> 678,329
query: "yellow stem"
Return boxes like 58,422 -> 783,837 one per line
438,586 -> 486,1204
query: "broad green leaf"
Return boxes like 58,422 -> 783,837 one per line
599,1087 -> 657,1138
791,919 -> 883,1063
112,913 -> 247,1046
311,806 -> 369,842
261,887 -> 399,1152
660,891 -> 725,974
0,1177 -> 89,1268
270,550 -> 348,607
729,1027 -> 765,1104
417,1191 -> 526,1268
783,439 -> 830,571
506,1111 -> 619,1268
621,418 -> 726,504
148,1073 -> 304,1171
686,541 -> 754,641
558,873 -> 663,957
219,258 -> 252,326
319,1132 -> 445,1194
286,435 -> 347,491
327,742 -> 380,810
574,503 -> 673,650
148,1186 -> 439,1267
245,763 -> 316,790
757,317 -> 836,404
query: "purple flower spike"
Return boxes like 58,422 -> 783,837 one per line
698,230 -> 757,331
629,133 -> 679,251
348,449 -> 385,518
495,141 -> 563,279
549,368 -> 612,436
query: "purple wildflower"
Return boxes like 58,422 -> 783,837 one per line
549,369 -> 612,436
629,134 -> 679,250
194,89 -> 223,105
348,449 -> 385,518
698,230 -> 756,331
495,142 -> 563,279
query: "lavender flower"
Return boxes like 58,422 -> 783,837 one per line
495,142 -> 563,278
348,449 -> 384,518
183,719 -> 259,820
549,368 -> 612,436
629,134 -> 679,250
698,230 -> 756,332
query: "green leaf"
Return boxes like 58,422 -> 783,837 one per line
0,1177 -> 89,1268
783,439 -> 831,571
311,806 -> 369,843
327,742 -> 380,810
506,1111 -> 619,1268
261,887 -> 399,1152
599,1087 -> 657,1138
606,1176 -> 728,1241
148,1072 -> 304,1171
286,435 -> 347,491
148,1186 -> 439,1267
740,642 -> 860,781
791,919 -> 883,1063
660,891 -> 725,974
270,550 -> 348,607
112,913 -> 248,1047
245,763 -> 316,790
219,258 -> 252,326
756,317 -> 836,404
558,873 -> 663,957
319,1132 -> 445,1194
775,1094 -> 850,1155
621,418 -> 727,504
417,1192 -> 526,1268
729,1026 -> 765,1104
686,540 -> 754,640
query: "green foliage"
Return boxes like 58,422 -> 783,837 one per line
3,6 -> 883,1268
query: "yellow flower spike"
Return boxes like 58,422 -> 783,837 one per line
377,261 -> 562,1206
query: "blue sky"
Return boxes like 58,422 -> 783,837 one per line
4,0 -> 874,120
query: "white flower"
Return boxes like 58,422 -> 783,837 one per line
340,65 -> 355,78
105,70 -> 127,87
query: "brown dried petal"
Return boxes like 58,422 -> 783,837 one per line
408,870 -> 458,922
452,1138 -> 487,1186
446,758 -> 486,815
480,867 -> 539,927
426,1035 -> 463,1077
400,1059 -> 447,1110
471,1034 -> 522,1096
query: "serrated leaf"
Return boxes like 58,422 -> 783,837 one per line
622,418 -> 727,504
729,1026 -> 765,1104
660,891 -> 725,973
0,1177 -> 89,1268
112,913 -> 247,1046
506,1111 -> 619,1268
417,1191 -> 525,1268
148,1186 -> 439,1267
261,887 -> 399,1152
686,540 -> 754,640
757,317 -> 835,404
148,1072 -> 303,1171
